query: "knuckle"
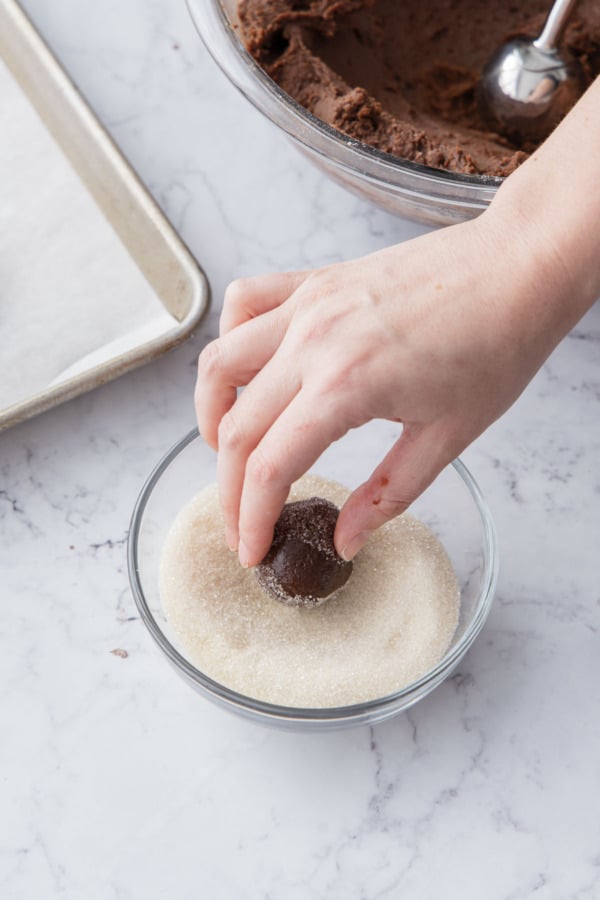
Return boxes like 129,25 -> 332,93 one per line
290,304 -> 341,349
373,494 -> 409,519
312,357 -> 366,407
298,273 -> 336,310
224,277 -> 246,301
246,447 -> 280,488
303,265 -> 335,290
223,278 -> 251,312
290,278 -> 349,344
217,411 -> 244,452
320,360 -> 355,394
197,340 -> 224,380
359,476 -> 411,523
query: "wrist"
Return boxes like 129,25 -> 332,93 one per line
486,77 -> 600,322
479,178 -> 596,348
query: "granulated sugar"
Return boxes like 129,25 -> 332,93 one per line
159,475 -> 460,707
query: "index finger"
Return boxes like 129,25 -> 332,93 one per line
236,389 -> 354,567
195,307 -> 287,449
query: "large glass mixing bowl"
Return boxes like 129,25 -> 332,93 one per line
186,0 -> 502,226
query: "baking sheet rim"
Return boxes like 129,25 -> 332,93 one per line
0,0 -> 210,432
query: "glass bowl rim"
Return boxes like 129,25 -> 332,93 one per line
128,427 -> 498,722
186,0 -> 504,203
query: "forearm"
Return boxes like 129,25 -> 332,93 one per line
489,75 -> 600,337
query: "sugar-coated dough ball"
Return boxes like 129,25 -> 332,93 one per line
255,497 -> 353,608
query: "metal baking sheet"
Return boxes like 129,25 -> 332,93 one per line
0,0 -> 210,431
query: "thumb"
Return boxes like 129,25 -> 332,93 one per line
335,424 -> 452,561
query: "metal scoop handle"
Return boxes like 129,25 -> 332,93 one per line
534,0 -> 579,53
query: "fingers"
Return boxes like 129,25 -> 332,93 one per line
334,424 -> 453,561
216,355 -> 301,552
195,308 -> 287,450
197,269 -> 314,553
235,391 -> 353,567
220,270 -> 309,336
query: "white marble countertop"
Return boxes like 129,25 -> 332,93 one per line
2,1 -> 600,897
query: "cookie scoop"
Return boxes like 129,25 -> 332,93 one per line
479,0 -> 585,143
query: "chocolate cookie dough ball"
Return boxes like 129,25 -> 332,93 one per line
256,497 -> 353,608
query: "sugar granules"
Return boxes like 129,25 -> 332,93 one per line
159,474 -> 460,707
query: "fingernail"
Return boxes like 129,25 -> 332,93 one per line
340,531 -> 372,562
238,540 -> 252,568
225,527 -> 238,552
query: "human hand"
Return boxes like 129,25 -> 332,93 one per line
195,207 -> 573,567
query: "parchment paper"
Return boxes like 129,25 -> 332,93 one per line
0,56 -> 177,412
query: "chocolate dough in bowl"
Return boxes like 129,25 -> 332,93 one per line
189,0 -> 600,221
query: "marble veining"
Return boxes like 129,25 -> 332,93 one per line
1,1 -> 599,898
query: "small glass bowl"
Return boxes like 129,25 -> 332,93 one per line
186,0 -> 502,227
128,427 -> 498,730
